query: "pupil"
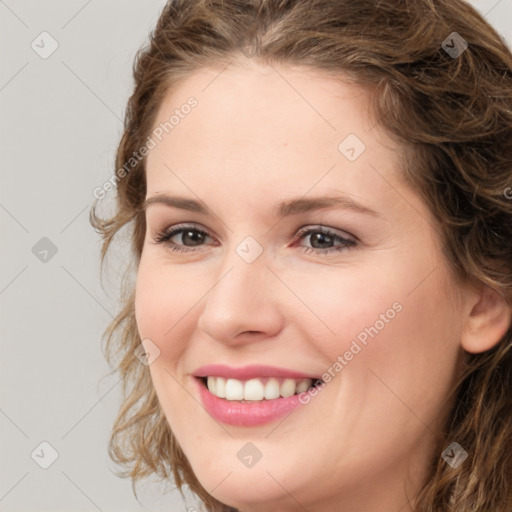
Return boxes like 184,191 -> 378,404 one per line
311,232 -> 332,249
183,230 -> 204,246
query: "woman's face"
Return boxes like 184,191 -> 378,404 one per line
135,60 -> 468,511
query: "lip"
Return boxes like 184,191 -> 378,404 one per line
193,364 -> 320,380
194,377 -> 311,426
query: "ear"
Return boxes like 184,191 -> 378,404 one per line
461,283 -> 512,354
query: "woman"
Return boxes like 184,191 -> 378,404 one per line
91,0 -> 512,510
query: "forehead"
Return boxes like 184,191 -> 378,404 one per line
149,60 -> 379,156
144,61 -> 412,216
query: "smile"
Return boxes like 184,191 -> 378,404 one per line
204,376 -> 314,401
193,365 -> 323,426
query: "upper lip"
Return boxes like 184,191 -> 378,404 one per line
193,364 -> 320,380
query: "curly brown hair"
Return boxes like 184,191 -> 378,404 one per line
91,0 -> 512,510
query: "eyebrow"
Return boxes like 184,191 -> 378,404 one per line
275,196 -> 379,218
143,194 -> 379,218
143,194 -> 209,214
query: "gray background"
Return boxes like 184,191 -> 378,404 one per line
0,1 -> 510,511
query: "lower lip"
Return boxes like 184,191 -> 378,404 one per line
194,378 -> 308,426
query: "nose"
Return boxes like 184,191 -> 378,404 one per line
196,250 -> 285,346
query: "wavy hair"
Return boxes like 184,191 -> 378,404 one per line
90,1 -> 512,510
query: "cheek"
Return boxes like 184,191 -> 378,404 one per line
134,256 -> 202,364
134,257 -> 204,434
283,263 -> 408,360
300,254 -> 462,422
339,267 -> 462,437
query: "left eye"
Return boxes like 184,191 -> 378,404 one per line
294,226 -> 357,254
153,224 -> 357,255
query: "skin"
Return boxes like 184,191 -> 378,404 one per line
134,59 -> 511,511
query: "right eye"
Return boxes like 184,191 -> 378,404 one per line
153,224 -> 216,253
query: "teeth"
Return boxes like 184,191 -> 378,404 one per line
225,378 -> 244,400
280,378 -> 296,398
244,378 -> 264,400
296,379 -> 311,393
264,378 -> 280,400
206,376 -> 314,401
216,377 -> 226,398
207,376 -> 216,395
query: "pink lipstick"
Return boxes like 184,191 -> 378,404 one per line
193,364 -> 321,426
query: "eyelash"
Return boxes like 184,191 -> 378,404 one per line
153,223 -> 357,255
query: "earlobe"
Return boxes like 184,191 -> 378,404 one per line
461,283 -> 512,354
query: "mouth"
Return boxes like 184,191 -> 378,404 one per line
197,375 -> 324,402
191,364 -> 324,426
